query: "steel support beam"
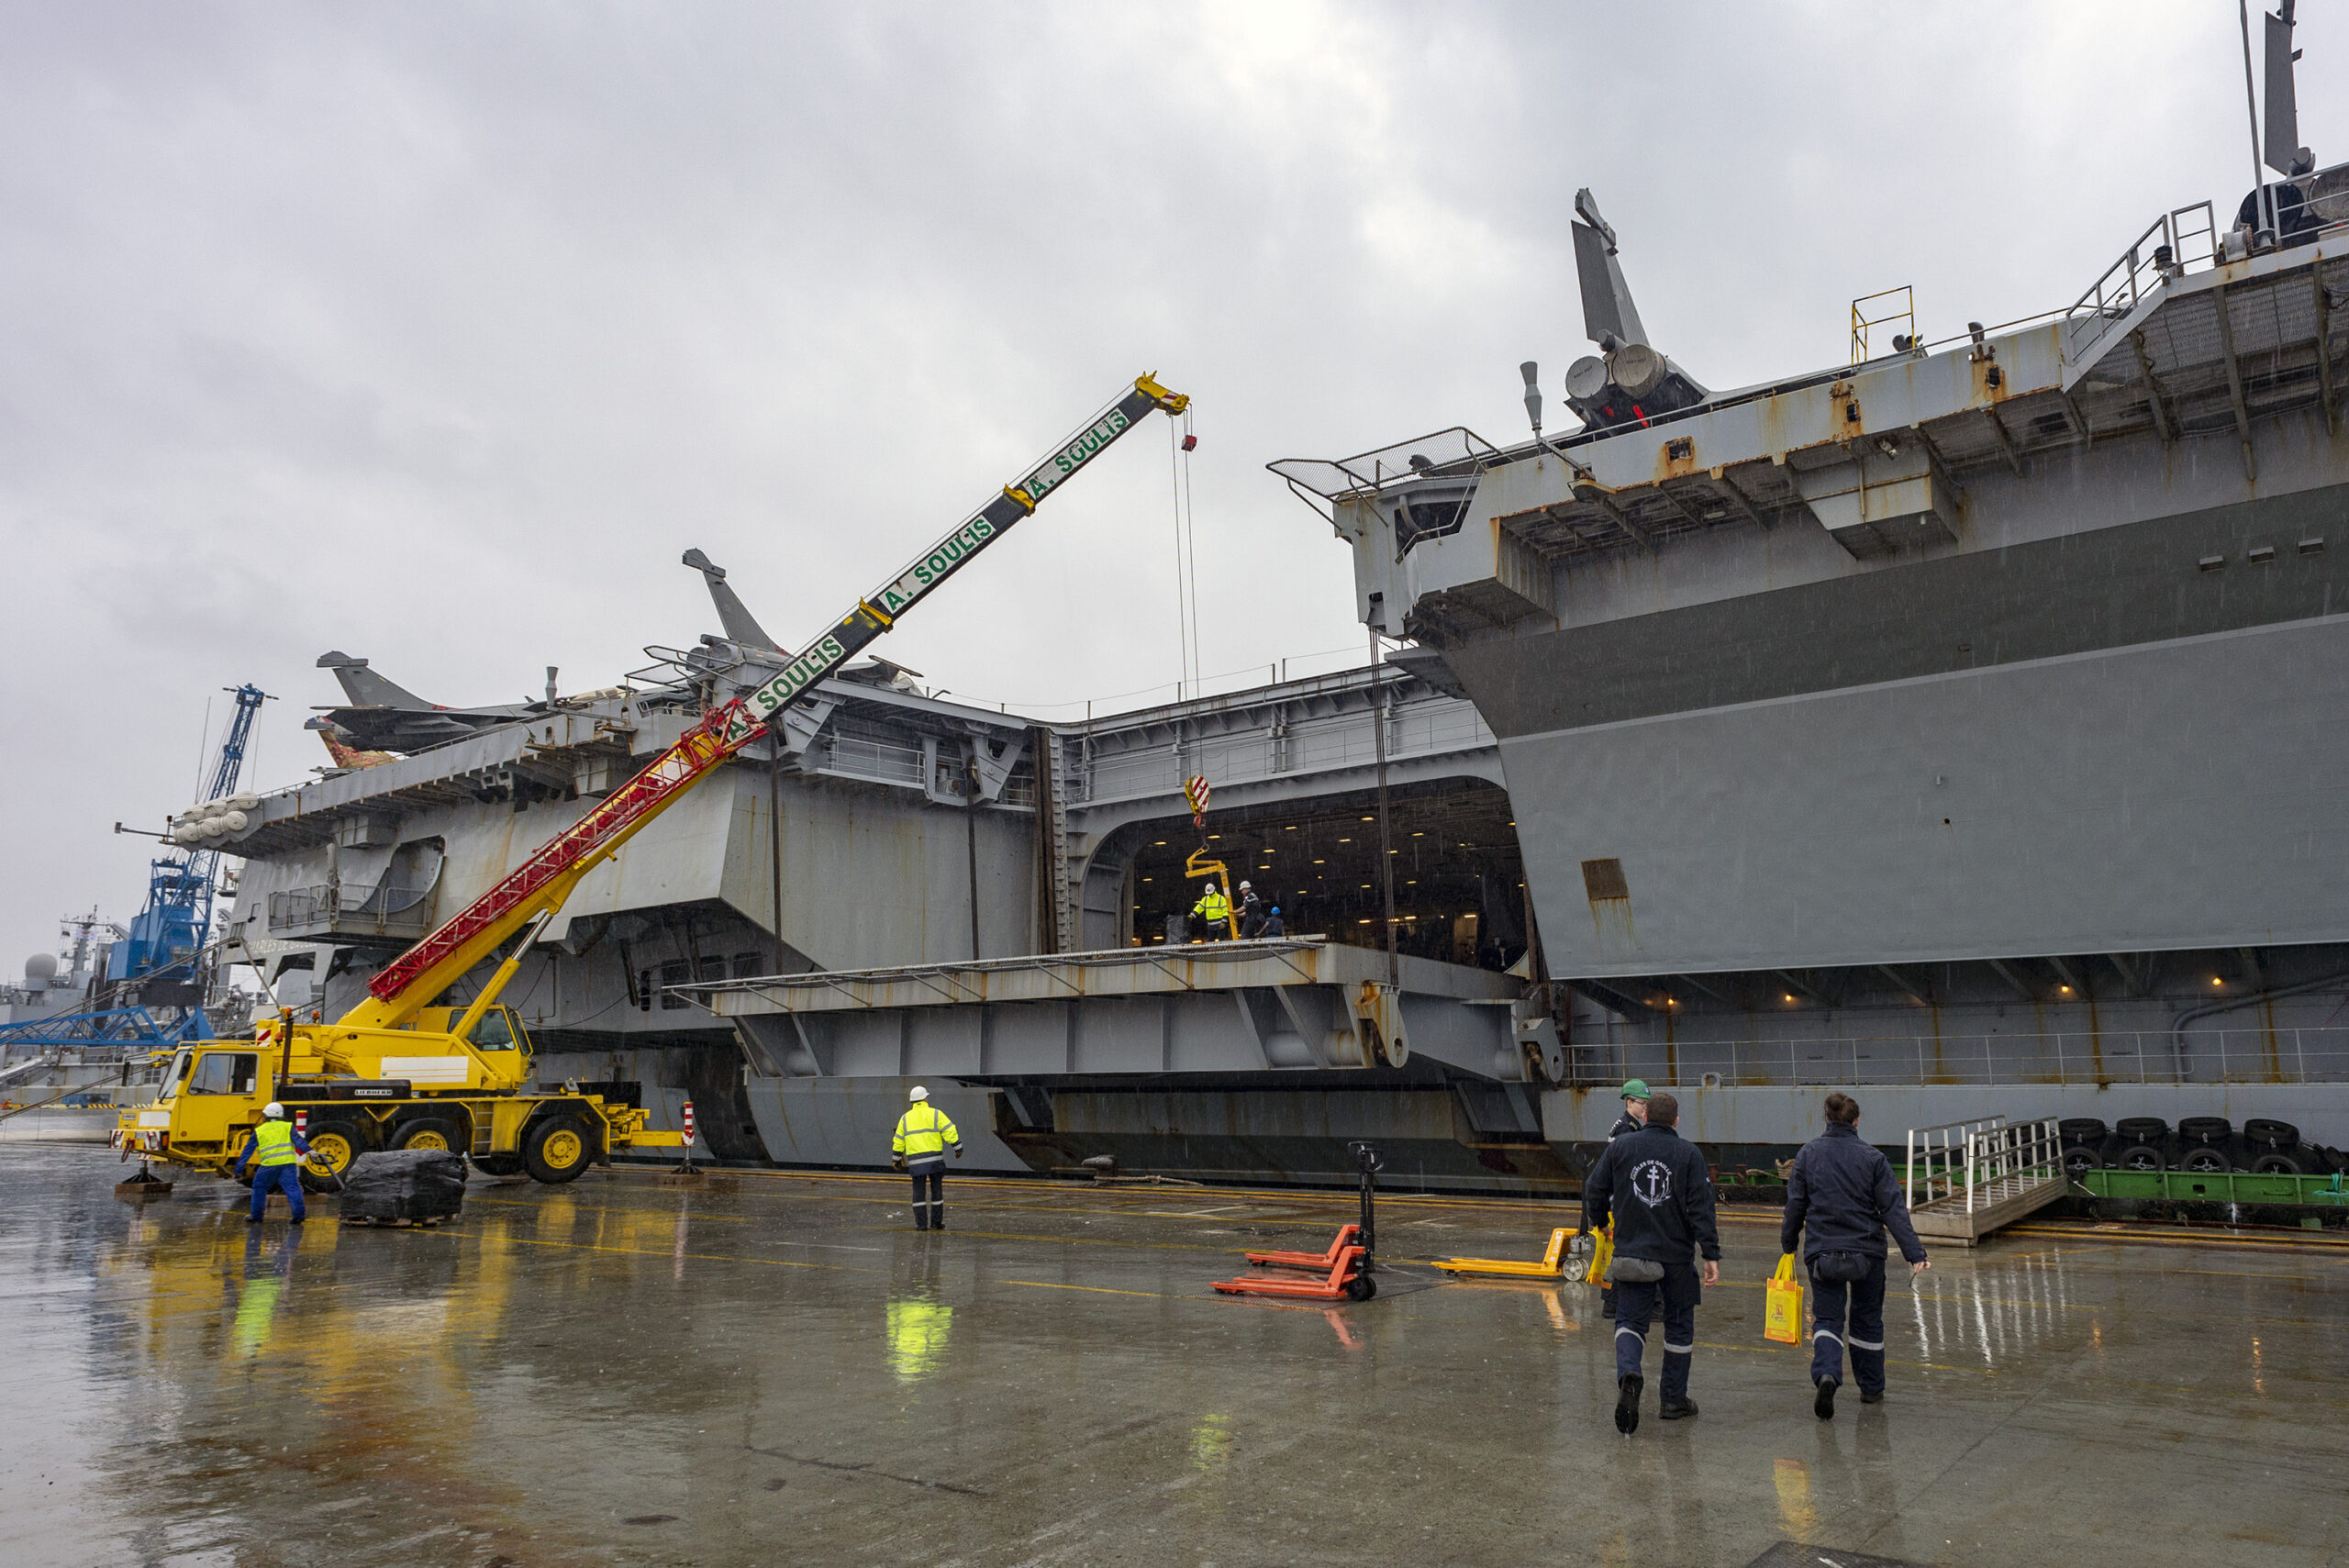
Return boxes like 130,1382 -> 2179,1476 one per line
2316,268 -> 2339,439
1583,491 -> 1658,553
1985,958 -> 2039,1003
1876,964 -> 1932,1007
1980,406 -> 2023,474
2211,284 -> 2257,482
2046,955 -> 2089,996
1771,969 -> 1827,1006
2131,331 -> 2178,445
1709,471 -> 1773,531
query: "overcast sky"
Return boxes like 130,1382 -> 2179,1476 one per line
2,1 -> 2333,975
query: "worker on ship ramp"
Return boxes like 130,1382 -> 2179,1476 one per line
1190,882 -> 1231,941
892,1086 -> 963,1231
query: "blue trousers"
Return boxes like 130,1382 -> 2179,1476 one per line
1613,1262 -> 1700,1401
1809,1254 -> 1887,1393
248,1163 -> 306,1222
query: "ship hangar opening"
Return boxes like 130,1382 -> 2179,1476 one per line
1114,777 -> 1530,968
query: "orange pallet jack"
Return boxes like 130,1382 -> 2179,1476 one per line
1213,1142 -> 1383,1302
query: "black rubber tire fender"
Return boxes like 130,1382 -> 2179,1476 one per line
2058,1118 -> 2110,1143
2115,1142 -> 2165,1172
2062,1142 -> 2102,1175
2177,1116 -> 2232,1144
2115,1117 -> 2170,1143
2176,1143 -> 2232,1173
522,1114 -> 597,1184
2243,1118 -> 2300,1148
390,1114 -> 469,1155
2251,1150 -> 2310,1175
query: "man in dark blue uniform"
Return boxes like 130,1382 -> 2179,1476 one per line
1780,1091 -> 1930,1418
1587,1078 -> 1649,1320
1585,1091 -> 1719,1435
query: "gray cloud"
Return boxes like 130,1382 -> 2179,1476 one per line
0,0 -> 2321,968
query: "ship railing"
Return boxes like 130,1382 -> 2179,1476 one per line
2061,201 -> 2218,369
266,883 -> 435,939
1605,1027 -> 2349,1087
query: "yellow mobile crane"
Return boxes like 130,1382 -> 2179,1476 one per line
117,375 -> 1190,1187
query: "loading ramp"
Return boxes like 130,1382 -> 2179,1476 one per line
679,940 -> 1560,1084
1904,1117 -> 2069,1245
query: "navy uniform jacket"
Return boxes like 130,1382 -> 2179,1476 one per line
1585,1123 -> 1720,1265
1780,1123 -> 1928,1264
1583,1110 -> 1644,1233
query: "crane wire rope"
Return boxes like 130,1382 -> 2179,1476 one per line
1168,407 -> 1203,697
1168,417 -> 1193,696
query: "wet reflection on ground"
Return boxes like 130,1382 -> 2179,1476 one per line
5,1145 -> 2344,1566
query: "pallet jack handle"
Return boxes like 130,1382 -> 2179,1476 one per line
1349,1141 -> 1383,1263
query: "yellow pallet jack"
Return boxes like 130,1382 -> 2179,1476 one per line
1434,1224 -> 1605,1282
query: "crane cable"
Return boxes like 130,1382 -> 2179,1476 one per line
1168,407 -> 1202,697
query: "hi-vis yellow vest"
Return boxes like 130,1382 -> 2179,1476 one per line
251,1120 -> 300,1167
893,1105 -> 960,1161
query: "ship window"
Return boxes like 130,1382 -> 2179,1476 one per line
660,960 -> 692,1010
186,1051 -> 258,1096
1392,495 -> 1469,555
697,956 -> 729,985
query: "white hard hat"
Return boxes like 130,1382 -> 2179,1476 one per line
908,1085 -> 929,1101
1239,881 -> 1252,890
263,1102 -> 286,1119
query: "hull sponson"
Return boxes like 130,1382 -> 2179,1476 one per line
1447,482 -> 2349,737
1500,602 -> 2349,976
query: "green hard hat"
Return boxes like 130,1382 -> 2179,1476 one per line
1620,1079 -> 1651,1101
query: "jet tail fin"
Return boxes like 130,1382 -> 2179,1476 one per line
317,651 -> 433,708
682,549 -> 782,652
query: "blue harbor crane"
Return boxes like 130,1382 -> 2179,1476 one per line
106,684 -> 272,1006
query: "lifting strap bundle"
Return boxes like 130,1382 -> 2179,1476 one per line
1765,1252 -> 1805,1344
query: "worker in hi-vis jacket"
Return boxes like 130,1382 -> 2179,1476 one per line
233,1103 -> 316,1225
892,1085 -> 963,1231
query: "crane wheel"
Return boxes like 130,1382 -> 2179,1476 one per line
299,1118 -> 370,1192
392,1116 -> 467,1155
523,1116 -> 596,1184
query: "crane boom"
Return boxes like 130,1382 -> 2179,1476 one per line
344,373 -> 1188,1028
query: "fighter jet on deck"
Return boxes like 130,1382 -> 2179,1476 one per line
306,651 -> 554,754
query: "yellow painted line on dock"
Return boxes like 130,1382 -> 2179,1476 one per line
1001,1280 -> 1170,1298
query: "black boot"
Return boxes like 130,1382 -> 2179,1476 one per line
931,1210 -> 945,1232
1614,1373 -> 1642,1436
1659,1396 -> 1698,1420
1860,1388 -> 1884,1405
1814,1378 -> 1838,1419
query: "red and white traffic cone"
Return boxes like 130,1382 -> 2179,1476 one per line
671,1099 -> 701,1178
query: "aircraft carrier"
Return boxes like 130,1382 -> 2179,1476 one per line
135,40 -> 2349,1195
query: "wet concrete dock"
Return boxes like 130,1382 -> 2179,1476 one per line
4,1144 -> 2344,1568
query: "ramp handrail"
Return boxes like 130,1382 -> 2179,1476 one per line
1905,1116 -> 2063,1216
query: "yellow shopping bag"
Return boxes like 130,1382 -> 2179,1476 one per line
1765,1253 -> 1804,1344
